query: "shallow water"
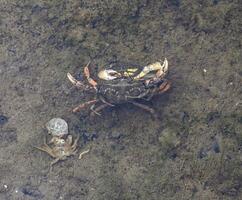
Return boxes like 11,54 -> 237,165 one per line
0,1 -> 242,199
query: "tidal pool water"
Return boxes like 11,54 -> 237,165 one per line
0,1 -> 241,199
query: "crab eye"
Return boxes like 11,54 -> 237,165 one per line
60,139 -> 65,144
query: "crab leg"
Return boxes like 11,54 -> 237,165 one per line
72,99 -> 98,113
50,158 -> 61,167
130,101 -> 157,118
99,96 -> 115,106
83,62 -> 98,89
67,73 -> 87,89
158,80 -> 171,94
90,104 -> 109,117
35,144 -> 56,158
79,149 -> 90,159
71,135 -> 80,148
126,89 -> 150,99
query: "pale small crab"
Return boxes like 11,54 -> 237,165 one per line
35,135 -> 89,170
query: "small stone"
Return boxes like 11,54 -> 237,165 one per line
21,185 -> 43,198
212,140 -> 220,153
197,148 -> 208,159
0,115 -> 8,126
82,132 -> 98,143
158,127 -> 179,153
109,131 -> 122,139
45,118 -> 68,137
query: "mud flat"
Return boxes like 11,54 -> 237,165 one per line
0,1 -> 241,199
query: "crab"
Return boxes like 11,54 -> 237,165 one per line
67,59 -> 171,117
35,135 -> 80,170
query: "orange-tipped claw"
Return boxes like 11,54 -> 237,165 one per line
83,61 -> 91,77
83,62 -> 98,88
88,78 -> 98,88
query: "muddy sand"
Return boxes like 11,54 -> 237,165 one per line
0,1 -> 242,199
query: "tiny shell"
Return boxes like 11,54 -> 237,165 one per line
45,118 -> 68,137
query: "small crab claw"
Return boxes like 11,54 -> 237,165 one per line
83,63 -> 98,89
83,61 -> 91,78
67,72 -> 86,89
98,69 -> 121,80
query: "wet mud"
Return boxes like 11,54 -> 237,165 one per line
0,1 -> 242,199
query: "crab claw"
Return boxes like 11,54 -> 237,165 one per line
67,73 -> 86,88
134,58 -> 168,80
83,62 -> 98,89
156,58 -> 168,78
83,61 -> 91,78
98,69 -> 121,80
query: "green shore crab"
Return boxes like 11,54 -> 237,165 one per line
67,58 -> 171,117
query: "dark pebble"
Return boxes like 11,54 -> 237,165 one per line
47,35 -> 56,45
109,132 -> 122,140
212,140 -> 220,153
82,132 -> 98,143
31,4 -> 46,14
238,116 -> 242,124
167,0 -> 181,7
180,111 -> 189,123
168,151 -> 177,160
197,148 -> 208,159
21,185 -> 43,199
206,111 -> 220,123
213,0 -> 220,5
0,115 -> 8,126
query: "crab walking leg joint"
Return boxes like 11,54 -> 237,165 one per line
131,101 -> 157,117
90,104 -> 109,117
84,62 -> 98,89
158,80 -> 171,94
